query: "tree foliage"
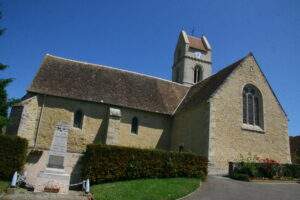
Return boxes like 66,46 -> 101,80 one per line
0,11 -> 15,133
0,134 -> 28,180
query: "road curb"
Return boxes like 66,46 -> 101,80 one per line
176,182 -> 202,200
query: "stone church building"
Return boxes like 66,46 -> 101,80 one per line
8,31 -> 291,179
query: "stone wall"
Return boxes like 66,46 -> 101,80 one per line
105,107 -> 121,145
16,94 -> 173,185
171,101 -> 210,157
16,96 -> 41,147
209,56 -> 291,174
119,107 -> 172,150
35,95 -> 108,152
15,94 -> 172,152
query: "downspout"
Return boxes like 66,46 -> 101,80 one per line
33,94 -> 46,149
207,99 -> 214,174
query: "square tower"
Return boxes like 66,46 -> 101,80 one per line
172,31 -> 212,86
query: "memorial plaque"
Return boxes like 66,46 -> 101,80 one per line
48,155 -> 64,169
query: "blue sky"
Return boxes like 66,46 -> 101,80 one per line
0,0 -> 299,136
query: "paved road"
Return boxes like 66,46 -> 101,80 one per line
183,176 -> 300,200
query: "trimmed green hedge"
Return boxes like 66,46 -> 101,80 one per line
229,162 -> 300,181
0,134 -> 28,180
290,136 -> 300,164
82,144 -> 208,183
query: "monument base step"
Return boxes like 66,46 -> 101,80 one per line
34,168 -> 71,194
1,189 -> 90,200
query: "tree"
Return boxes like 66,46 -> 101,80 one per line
0,11 -> 14,133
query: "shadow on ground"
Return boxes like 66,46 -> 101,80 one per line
183,176 -> 300,200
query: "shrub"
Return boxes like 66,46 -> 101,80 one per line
289,136 -> 300,164
0,134 -> 28,180
281,164 -> 300,178
231,173 -> 250,181
237,162 -> 258,178
81,144 -> 208,183
229,161 -> 300,180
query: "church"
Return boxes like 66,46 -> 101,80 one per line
8,31 -> 291,179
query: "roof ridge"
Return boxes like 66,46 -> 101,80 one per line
187,35 -> 203,39
172,86 -> 191,115
45,54 -> 188,88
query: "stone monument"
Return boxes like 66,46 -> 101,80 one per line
34,122 -> 71,194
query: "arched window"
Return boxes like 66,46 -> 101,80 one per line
243,84 -> 263,127
73,110 -> 83,129
131,117 -> 139,134
194,66 -> 203,83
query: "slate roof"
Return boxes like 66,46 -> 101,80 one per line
187,35 -> 208,51
175,54 -> 250,113
28,55 -> 189,115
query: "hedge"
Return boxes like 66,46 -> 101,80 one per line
82,144 -> 208,183
290,136 -> 300,164
229,162 -> 300,181
0,134 -> 28,180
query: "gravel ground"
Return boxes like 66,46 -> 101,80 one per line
0,189 -> 90,200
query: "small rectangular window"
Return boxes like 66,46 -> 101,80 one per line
131,117 -> 139,134
74,110 -> 83,129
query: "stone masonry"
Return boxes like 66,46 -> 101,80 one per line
208,56 -> 290,174
105,107 -> 122,145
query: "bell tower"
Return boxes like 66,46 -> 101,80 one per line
172,31 -> 212,86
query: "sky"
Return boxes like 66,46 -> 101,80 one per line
0,0 -> 299,136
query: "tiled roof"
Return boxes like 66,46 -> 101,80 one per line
28,55 -> 189,115
187,35 -> 208,51
29,53 -> 280,118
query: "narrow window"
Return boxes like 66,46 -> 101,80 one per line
197,68 -> 202,82
131,117 -> 139,134
194,66 -> 203,83
73,110 -> 83,129
242,85 -> 263,128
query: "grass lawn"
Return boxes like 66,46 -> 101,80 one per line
0,181 -> 9,193
91,178 -> 201,200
